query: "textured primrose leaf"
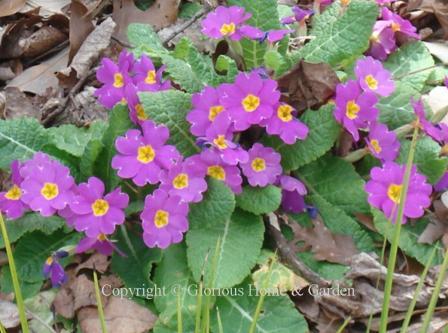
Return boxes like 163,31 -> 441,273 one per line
236,185 -> 282,215
264,104 -> 340,171
213,283 -> 308,333
79,139 -> 104,181
111,229 -> 162,297
127,23 -> 167,58
0,267 -> 42,299
0,214 -> 65,249
95,104 -> 133,191
296,155 -> 376,252
372,209 -> 443,265
0,117 -> 49,168
297,251 -> 349,280
228,0 -> 281,69
140,90 -> 199,157
282,0 -> 378,73
397,136 -> 448,184
378,42 -> 435,129
187,181 -> 263,288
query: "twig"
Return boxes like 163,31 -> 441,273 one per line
266,221 -> 331,287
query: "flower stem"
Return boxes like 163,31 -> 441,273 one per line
0,320 -> 7,333
336,316 -> 352,333
419,247 -> 448,333
0,213 -> 30,333
379,125 -> 419,332
93,270 -> 107,333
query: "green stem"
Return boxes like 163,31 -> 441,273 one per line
419,248 -> 448,333
0,213 -> 29,333
194,281 -> 203,333
336,317 -> 352,333
379,126 -> 419,332
0,320 -> 7,333
177,291 -> 183,333
400,247 -> 437,333
93,270 -> 107,333
216,307 -> 224,333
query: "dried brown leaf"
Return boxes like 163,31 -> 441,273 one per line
0,0 -> 26,18
20,0 -> 71,16
69,0 -> 95,63
76,253 -> 110,274
0,300 -> 21,328
277,61 -> 339,112
418,200 -> 448,244
2,87 -> 41,119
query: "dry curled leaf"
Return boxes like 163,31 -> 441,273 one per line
418,200 -> 448,247
69,0 -> 95,63
0,0 -> 26,18
277,60 -> 339,112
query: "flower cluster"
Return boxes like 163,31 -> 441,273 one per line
95,51 -> 171,124
368,7 -> 420,60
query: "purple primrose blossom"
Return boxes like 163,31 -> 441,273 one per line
367,122 -> 400,162
43,251 -> 68,287
355,57 -> 395,97
201,6 -> 252,41
240,143 -> 282,187
0,161 -> 28,219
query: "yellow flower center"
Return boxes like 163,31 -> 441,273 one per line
45,256 -> 53,265
5,185 -> 22,200
220,22 -> 236,36
137,145 -> 156,164
145,70 -> 156,84
370,139 -> 382,153
213,135 -> 228,149
208,105 -> 224,121
345,100 -> 360,120
135,104 -> 148,120
154,209 -> 169,228
97,234 -> 107,241
41,183 -> 59,200
207,165 -> 226,180
242,94 -> 260,112
120,97 -> 127,105
387,184 -> 402,204
173,173 -> 189,189
365,75 -> 378,90
251,158 -> 266,172
113,73 -> 124,88
391,22 -> 401,32
92,199 -> 109,217
370,32 -> 380,43
277,104 -> 293,122
341,0 -> 351,5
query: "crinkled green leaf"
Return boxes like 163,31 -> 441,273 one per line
187,207 -> 264,288
79,139 -> 104,181
378,42 -> 435,129
283,0 -> 378,72
0,117 -> 49,168
139,90 -> 199,156
397,136 -> 448,184
372,209 -> 443,265
128,23 -> 167,58
296,251 -> 348,280
213,283 -> 308,333
0,214 -> 65,249
228,0 -> 281,69
264,104 -> 340,171
236,185 -> 281,215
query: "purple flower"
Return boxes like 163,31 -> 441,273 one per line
278,175 -> 307,214
365,162 -> 432,223
204,115 -> 249,165
112,120 -> 181,186
435,172 -> 448,192
124,84 -> 148,125
444,76 -> 448,88
334,80 -> 379,141
189,150 -> 243,194
239,25 -> 264,39
141,189 -> 189,249
201,6 -> 252,41
381,7 -> 420,39
70,177 -> 129,238
20,153 -> 75,217
187,86 -> 228,137
43,251 -> 68,287
245,28 -> 291,43
355,57 -> 395,97
282,7 -> 313,24
133,54 -> 171,92
159,159 -> 208,203
94,51 -> 134,108
262,103 -> 309,144
367,21 -> 396,61
0,161 -> 28,219
221,72 -> 280,131
58,205 -> 77,227
240,143 -> 282,187
412,98 -> 445,142
367,123 -> 400,161
75,234 -> 118,256
264,29 -> 291,43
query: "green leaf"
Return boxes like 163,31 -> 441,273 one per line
127,23 -> 167,58
213,284 -> 308,333
187,208 -> 264,289
0,267 -> 42,299
372,209 -> 443,265
95,104 -> 133,191
236,185 -> 281,215
284,0 -> 378,71
139,90 -> 199,156
264,104 -> 340,171
0,214 -> 65,249
179,2 -> 202,19
0,117 -> 49,168
160,54 -> 205,93
296,252 -> 348,280
378,42 -> 435,129
111,227 -> 162,296
228,0 -> 281,69
397,136 -> 448,184
79,139 -> 104,181
24,290 -> 57,333
264,50 -> 285,72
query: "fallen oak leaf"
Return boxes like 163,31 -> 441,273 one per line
418,199 -> 448,247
